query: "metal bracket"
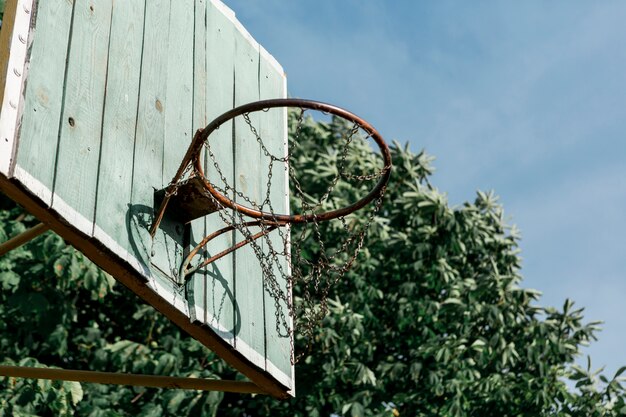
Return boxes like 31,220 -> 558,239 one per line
153,176 -> 221,224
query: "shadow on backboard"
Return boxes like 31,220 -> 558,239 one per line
125,203 -> 241,338
125,203 -> 152,273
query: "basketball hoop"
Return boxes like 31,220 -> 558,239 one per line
151,98 -> 392,362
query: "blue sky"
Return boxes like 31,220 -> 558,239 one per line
226,0 -> 626,377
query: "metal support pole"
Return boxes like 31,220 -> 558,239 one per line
0,222 -> 49,256
0,365 -> 266,394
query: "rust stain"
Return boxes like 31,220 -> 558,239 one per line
36,87 -> 49,107
238,174 -> 248,194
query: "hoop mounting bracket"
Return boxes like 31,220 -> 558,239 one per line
153,177 -> 221,224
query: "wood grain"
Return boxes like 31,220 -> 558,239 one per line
52,0 -> 114,236
13,0 -> 72,200
187,0 -> 208,325
259,54 -> 292,387
94,0 -> 146,270
131,0 -> 171,278
232,25 -> 265,369
196,0 -> 237,345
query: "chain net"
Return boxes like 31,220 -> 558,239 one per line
183,106 -> 388,364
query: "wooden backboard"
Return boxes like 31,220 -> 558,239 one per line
0,0 -> 293,398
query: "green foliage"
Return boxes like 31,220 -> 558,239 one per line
0,199 -> 228,416
225,114 -> 626,416
0,113 -> 625,416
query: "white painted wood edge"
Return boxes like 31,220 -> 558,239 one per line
15,168 -> 158,294
12,164 -> 53,206
195,305 -> 292,389
282,75 -> 295,390
260,46 -> 285,80
209,0 -> 235,19
149,268 -> 190,316
93,225 -> 152,278
236,335 -> 265,371
266,358 -> 293,390
193,306 -> 235,346
209,0 -> 285,76
51,193 -> 94,238
0,0 -> 34,176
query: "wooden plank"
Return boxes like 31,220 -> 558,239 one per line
186,0 -> 208,324
11,0 -> 69,197
192,0 -> 237,344
162,0 -> 194,184
130,0 -> 188,314
153,0 -> 194,285
93,0 -> 147,275
51,0 -> 113,236
0,0 -> 32,177
259,51 -> 292,389
232,25 -> 265,369
130,0 -> 170,276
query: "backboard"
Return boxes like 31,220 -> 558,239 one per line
0,0 -> 292,398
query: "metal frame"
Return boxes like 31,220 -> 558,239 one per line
0,223 -> 267,394
0,174 -> 290,398
0,222 -> 48,256
0,366 -> 265,394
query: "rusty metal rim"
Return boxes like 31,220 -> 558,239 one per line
193,98 -> 392,224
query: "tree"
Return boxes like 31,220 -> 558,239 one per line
222,114 -> 626,417
0,113 -> 625,416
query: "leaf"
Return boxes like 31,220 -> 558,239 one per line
354,363 -> 377,386
471,339 -> 486,348
53,255 -> 71,278
155,353 -> 176,376
138,404 -> 164,417
166,390 -> 186,414
351,402 -> 365,417
48,325 -> 68,356
0,271 -> 20,292
67,381 -> 83,405
106,340 -> 135,353
43,233 -> 64,257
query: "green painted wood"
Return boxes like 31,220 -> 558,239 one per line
233,27 -> 265,369
52,0 -> 113,236
154,0 -> 194,284
259,55 -> 292,383
195,0 -> 237,343
4,0 -> 292,393
131,0 -> 172,275
187,0 -> 208,324
93,0 -> 146,269
162,0 -> 194,183
14,0 -> 74,204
